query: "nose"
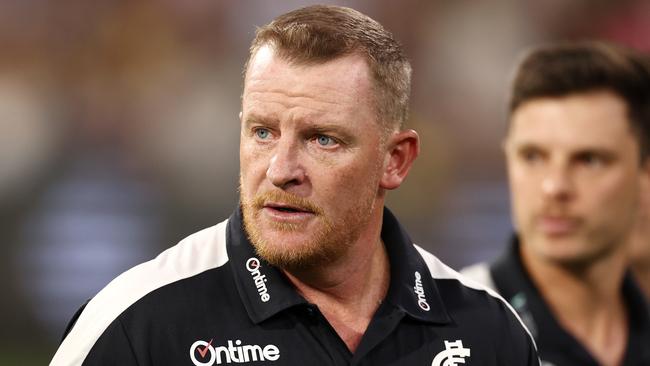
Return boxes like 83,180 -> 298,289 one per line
266,137 -> 306,189
541,165 -> 573,202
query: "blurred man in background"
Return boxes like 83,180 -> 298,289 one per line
463,41 -> 650,366
50,5 -> 538,366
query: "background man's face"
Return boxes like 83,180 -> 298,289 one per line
239,46 -> 386,269
505,90 -> 645,266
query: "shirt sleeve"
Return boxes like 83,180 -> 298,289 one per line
79,318 -> 139,366
51,308 -> 139,366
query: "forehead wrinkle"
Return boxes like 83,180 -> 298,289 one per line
246,85 -> 358,106
244,91 -> 358,123
244,101 -> 349,128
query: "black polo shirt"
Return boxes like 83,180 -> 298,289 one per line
51,208 -> 539,365
462,237 -> 650,366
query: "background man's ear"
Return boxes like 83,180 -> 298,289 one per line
380,129 -> 420,190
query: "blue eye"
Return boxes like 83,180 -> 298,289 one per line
317,135 -> 333,146
255,128 -> 270,139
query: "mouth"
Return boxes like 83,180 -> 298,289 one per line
262,202 -> 315,221
263,202 -> 315,215
538,216 -> 579,236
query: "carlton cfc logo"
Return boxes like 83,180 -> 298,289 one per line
431,340 -> 471,366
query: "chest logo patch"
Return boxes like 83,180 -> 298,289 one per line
189,339 -> 280,365
431,340 -> 471,366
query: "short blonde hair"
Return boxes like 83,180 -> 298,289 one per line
245,5 -> 411,132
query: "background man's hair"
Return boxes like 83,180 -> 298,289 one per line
245,5 -> 411,132
509,40 -> 650,159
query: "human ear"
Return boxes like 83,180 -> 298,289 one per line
379,129 -> 420,190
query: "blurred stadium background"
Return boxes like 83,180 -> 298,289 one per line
1,0 -> 648,363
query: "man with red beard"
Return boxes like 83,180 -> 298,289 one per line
51,5 -> 538,365
463,41 -> 650,366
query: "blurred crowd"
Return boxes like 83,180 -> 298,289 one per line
1,0 -> 649,363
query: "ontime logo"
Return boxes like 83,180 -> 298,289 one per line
246,257 -> 270,302
414,271 -> 430,311
189,339 -> 280,365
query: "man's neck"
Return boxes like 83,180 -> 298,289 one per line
521,244 -> 629,366
282,208 -> 390,353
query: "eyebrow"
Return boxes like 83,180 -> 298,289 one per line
508,140 -> 543,152
305,123 -> 352,135
243,114 -> 279,128
570,148 -> 618,160
244,113 -> 356,138
512,141 -> 619,157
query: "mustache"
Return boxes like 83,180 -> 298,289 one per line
535,206 -> 582,225
251,190 -> 324,215
538,204 -> 576,218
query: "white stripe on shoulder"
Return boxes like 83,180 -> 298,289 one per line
459,262 -> 497,291
50,219 -> 230,366
414,245 -> 497,293
414,244 -> 538,353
